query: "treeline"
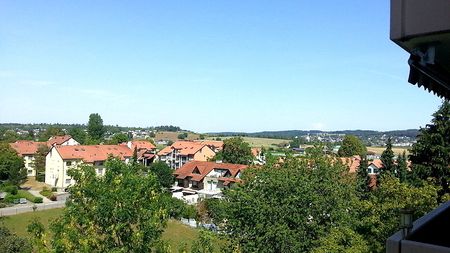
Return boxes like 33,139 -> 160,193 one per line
209,129 -> 420,139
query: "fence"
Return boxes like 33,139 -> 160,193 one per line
0,201 -> 65,217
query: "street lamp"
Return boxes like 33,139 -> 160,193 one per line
400,208 -> 414,238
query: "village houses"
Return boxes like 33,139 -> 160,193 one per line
158,141 -> 217,169
172,161 -> 248,204
9,135 -> 79,177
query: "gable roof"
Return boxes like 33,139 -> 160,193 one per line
340,155 -> 361,173
9,141 -> 48,156
55,145 -> 132,163
47,135 -> 73,146
369,159 -> 384,169
157,141 -> 213,156
122,140 -> 156,151
194,140 -> 224,150
173,161 -> 248,182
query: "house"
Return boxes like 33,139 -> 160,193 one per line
194,140 -> 224,153
157,141 -> 216,169
45,145 -> 132,189
9,141 -> 48,176
47,135 -> 79,146
368,159 -> 383,175
251,147 -> 266,165
9,135 -> 80,177
122,140 -> 157,166
172,161 -> 248,203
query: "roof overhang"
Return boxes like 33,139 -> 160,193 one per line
391,0 -> 450,98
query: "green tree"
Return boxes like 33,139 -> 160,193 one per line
87,113 -> 105,142
338,135 -> 367,157
108,132 -> 129,145
355,175 -> 438,253
290,136 -> 307,148
32,144 -> 48,182
68,127 -> 87,145
0,226 -> 32,253
177,133 -> 188,140
380,137 -> 395,175
409,100 -> 450,200
214,137 -> 253,165
2,130 -> 19,143
355,155 -> 370,198
219,151 -> 359,252
49,158 -> 167,252
191,230 -> 215,253
0,143 -> 27,186
150,162 -> 175,188
396,151 -> 408,183
38,127 -> 65,141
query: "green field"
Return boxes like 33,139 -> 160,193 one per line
155,131 -> 200,142
210,136 -> 289,148
1,209 -> 199,250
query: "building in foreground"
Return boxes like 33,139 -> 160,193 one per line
45,145 -> 132,189
172,161 -> 248,204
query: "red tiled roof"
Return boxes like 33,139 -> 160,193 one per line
251,147 -> 262,157
128,141 -> 156,150
47,135 -> 73,146
9,141 -> 48,156
173,161 -> 248,182
194,140 -> 224,149
158,141 -> 212,156
157,146 -> 173,156
55,145 -> 132,163
340,155 -> 361,173
369,159 -> 384,169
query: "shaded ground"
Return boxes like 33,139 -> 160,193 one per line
21,177 -> 51,191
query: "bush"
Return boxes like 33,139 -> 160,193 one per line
34,197 -> 43,203
39,189 -> 52,198
49,195 -> 57,201
0,202 -> 8,208
51,187 -> 57,192
3,185 -> 18,195
4,194 -> 18,203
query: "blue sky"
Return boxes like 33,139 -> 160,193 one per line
0,1 -> 443,132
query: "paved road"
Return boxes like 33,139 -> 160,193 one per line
0,201 -> 65,216
28,190 -> 52,203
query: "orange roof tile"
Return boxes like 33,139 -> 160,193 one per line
9,141 -> 48,156
47,135 -> 73,146
128,140 -> 156,150
173,161 -> 248,182
157,146 -> 173,156
194,140 -> 224,149
55,145 -> 132,163
369,159 -> 384,169
340,155 -> 361,173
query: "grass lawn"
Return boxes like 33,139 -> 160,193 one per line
155,131 -> 200,142
1,208 -> 200,250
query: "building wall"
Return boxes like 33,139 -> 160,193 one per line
23,155 -> 36,176
62,138 -> 80,146
45,148 -> 65,188
193,146 -> 215,161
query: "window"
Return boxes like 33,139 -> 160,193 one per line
97,168 -> 103,175
27,170 -> 33,174
66,161 -> 72,166
65,178 -> 71,184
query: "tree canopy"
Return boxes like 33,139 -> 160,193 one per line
87,113 -> 105,142
48,158 -> 167,252
380,137 -> 395,175
149,161 -> 175,188
0,143 -> 27,186
214,137 -> 253,165
338,135 -> 367,157
410,100 -> 450,200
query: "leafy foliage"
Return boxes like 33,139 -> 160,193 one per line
0,143 -> 27,186
32,144 -> 48,182
87,113 -> 105,142
150,162 -> 175,188
380,137 -> 395,175
338,135 -> 367,157
0,226 -> 32,253
409,100 -> 450,200
49,158 -> 167,252
214,137 -> 253,165
220,151 -> 359,252
68,127 -> 87,145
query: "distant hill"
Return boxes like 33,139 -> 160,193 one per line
207,129 -> 420,139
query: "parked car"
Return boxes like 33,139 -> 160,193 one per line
19,198 -> 27,204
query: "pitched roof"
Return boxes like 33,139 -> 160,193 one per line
369,159 -> 384,169
128,140 -> 156,150
157,146 -> 173,156
47,135 -> 73,146
340,155 -> 361,173
251,147 -> 262,157
55,145 -> 132,163
9,141 -> 48,156
194,140 -> 224,149
158,141 -> 212,156
173,161 -> 248,182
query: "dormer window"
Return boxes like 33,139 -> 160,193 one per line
192,167 -> 201,174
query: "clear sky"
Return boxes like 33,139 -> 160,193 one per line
0,1 -> 443,133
